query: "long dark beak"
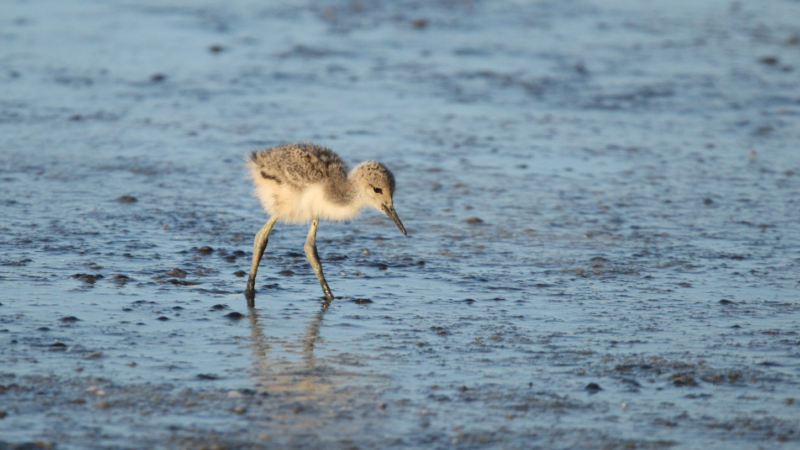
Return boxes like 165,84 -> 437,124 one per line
381,204 -> 407,236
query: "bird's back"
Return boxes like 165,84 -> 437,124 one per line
249,143 -> 348,188
248,143 -> 356,221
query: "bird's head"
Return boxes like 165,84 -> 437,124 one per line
352,161 -> 406,235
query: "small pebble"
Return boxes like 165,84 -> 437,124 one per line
166,268 -> 187,278
759,55 -> 778,65
168,279 -> 201,286
116,196 -> 137,203
412,17 -> 428,28
74,274 -> 98,284
585,383 -> 602,391
60,316 -> 80,322
95,401 -> 111,409
225,312 -> 245,320
198,246 -> 214,253
670,374 -> 697,386
157,316 -> 170,321
465,217 -> 483,224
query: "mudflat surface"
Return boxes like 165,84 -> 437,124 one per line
1,0 -> 799,449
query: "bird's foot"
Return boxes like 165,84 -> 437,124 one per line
244,291 -> 256,307
244,280 -> 257,306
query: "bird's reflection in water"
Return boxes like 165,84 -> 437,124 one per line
246,299 -> 338,405
243,299 -> 398,445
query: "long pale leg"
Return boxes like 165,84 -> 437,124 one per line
245,216 -> 279,304
304,218 -> 334,300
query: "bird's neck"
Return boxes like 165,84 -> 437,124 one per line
323,171 -> 362,207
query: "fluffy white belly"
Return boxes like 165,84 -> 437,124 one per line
255,183 -> 362,223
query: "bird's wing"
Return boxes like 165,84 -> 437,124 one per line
280,146 -> 327,188
280,144 -> 349,188
250,143 -> 348,191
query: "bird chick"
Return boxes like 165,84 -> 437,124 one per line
244,143 -> 406,304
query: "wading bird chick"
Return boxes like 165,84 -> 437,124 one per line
244,142 -> 406,304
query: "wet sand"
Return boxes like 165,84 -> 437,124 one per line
1,0 -> 799,448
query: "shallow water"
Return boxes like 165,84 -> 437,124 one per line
1,0 -> 800,448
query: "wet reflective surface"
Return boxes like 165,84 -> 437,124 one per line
1,0 -> 800,448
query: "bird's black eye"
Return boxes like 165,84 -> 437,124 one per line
373,187 -> 383,194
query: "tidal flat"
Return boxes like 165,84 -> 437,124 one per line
1,0 -> 799,449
